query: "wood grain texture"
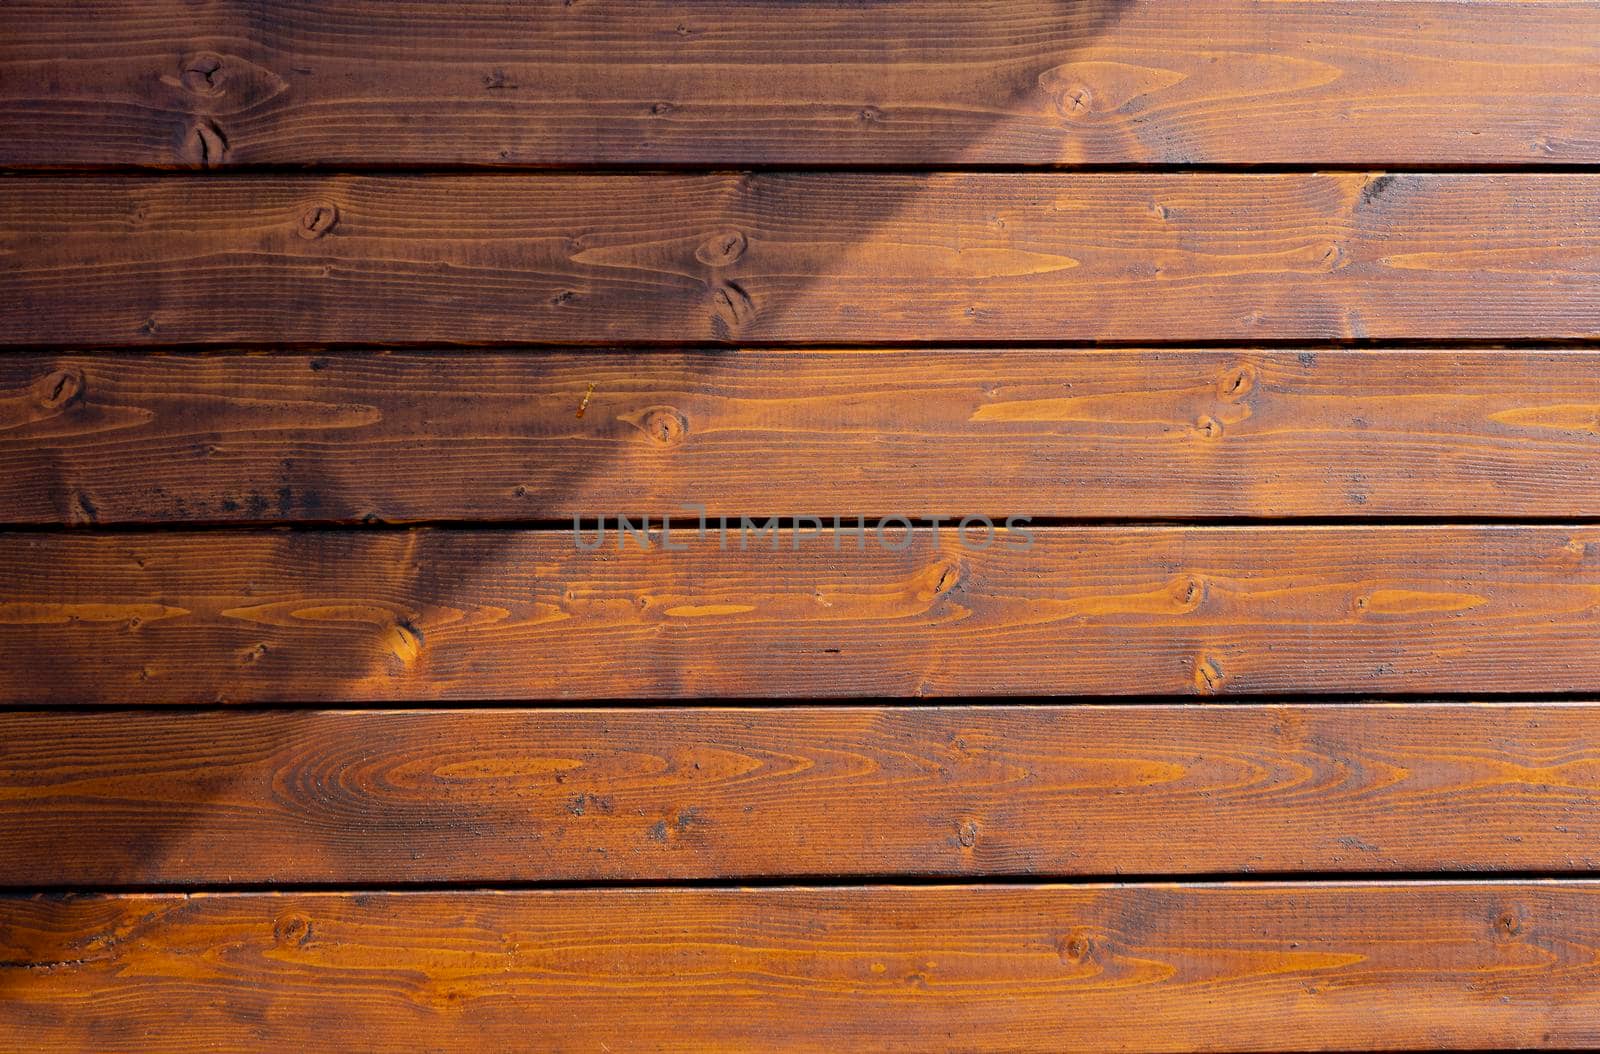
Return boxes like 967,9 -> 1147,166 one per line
8,348 -> 1600,524
4,526 -> 1599,703
4,1 -> 1600,167
3,704 -> 1599,885
7,173 -> 1600,346
3,884 -> 1598,1051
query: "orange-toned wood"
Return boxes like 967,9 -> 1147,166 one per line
6,3 -> 1599,1049
3,884 -> 1597,1051
3,526 -> 1599,703
10,348 -> 1600,524
7,173 -> 1600,346
3,1 -> 1599,167
2,704 -> 1597,885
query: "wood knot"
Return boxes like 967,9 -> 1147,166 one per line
708,280 -> 755,340
1058,931 -> 1094,964
180,117 -> 228,167
1195,414 -> 1223,439
71,491 -> 99,524
35,367 -> 84,410
179,52 -> 226,95
620,405 -> 689,446
1171,575 -> 1206,612
1060,85 -> 1093,117
297,202 -> 339,239
1193,653 -> 1224,694
1493,910 -> 1523,939
167,52 -> 288,107
386,619 -> 424,664
1217,363 -> 1256,402
1039,61 -> 1186,120
917,559 -> 965,603
273,914 -> 314,947
695,229 -> 747,267
955,819 -> 979,848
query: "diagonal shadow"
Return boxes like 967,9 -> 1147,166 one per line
0,1 -> 1135,943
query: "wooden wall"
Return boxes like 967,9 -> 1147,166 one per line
3,2 -> 1600,1049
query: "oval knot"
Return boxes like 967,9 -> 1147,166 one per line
695,229 -> 747,267
298,202 -> 340,239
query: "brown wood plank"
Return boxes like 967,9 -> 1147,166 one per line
3,526 -> 1598,703
4,1 -> 1600,167
8,348 -> 1600,524
3,884 -> 1597,1050
2,704 -> 1597,885
6,173 -> 1600,346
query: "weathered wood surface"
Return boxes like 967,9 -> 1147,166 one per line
4,1 -> 1600,168
10,348 -> 1600,524
3,526 -> 1598,703
2,704 -> 1598,886
7,2 -> 1600,1049
3,884 -> 1597,1051
7,173 -> 1600,346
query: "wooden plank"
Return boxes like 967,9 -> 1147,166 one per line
3,884 -> 1598,1050
6,173 -> 1600,347
8,348 -> 1600,524
3,526 -> 1598,703
4,1 -> 1600,168
2,704 -> 1598,885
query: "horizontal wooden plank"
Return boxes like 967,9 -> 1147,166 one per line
8,348 -> 1600,524
3,526 -> 1598,702
2,704 -> 1597,885
4,2 -> 1600,167
6,173 -> 1600,346
3,884 -> 1597,1050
